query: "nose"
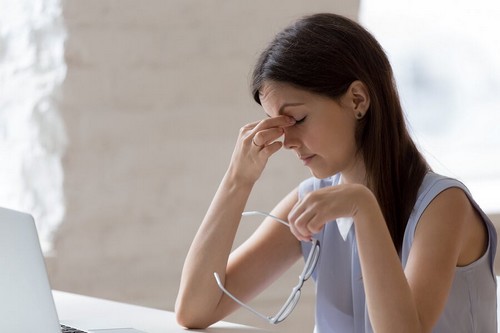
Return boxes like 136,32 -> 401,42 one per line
282,127 -> 299,150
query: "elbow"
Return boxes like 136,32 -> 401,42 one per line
175,311 -> 209,330
175,298 -> 212,329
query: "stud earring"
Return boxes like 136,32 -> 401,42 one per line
355,112 -> 364,120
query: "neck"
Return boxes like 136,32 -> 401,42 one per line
340,154 -> 366,185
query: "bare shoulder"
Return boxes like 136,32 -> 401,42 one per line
422,187 -> 470,219
404,187 -> 488,330
415,186 -> 487,267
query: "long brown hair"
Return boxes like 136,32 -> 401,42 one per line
251,13 -> 430,253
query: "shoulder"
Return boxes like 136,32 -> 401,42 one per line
404,173 -> 477,258
406,175 -> 472,264
411,173 -> 471,222
417,177 -> 490,267
404,172 -> 494,266
403,177 -> 489,331
420,173 -> 470,211
418,186 -> 471,228
411,173 -> 489,266
413,173 -> 478,234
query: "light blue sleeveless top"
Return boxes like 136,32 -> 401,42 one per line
299,172 -> 497,333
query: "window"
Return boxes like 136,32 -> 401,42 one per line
0,0 -> 67,253
360,0 -> 500,213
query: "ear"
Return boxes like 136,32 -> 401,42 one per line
344,80 -> 370,119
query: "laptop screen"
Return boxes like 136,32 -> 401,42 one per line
0,207 -> 62,333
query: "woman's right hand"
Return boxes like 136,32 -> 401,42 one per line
227,115 -> 296,185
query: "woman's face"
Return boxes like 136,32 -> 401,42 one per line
259,81 -> 363,180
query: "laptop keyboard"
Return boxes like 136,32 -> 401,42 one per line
61,324 -> 87,333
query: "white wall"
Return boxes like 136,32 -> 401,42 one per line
46,1 -> 360,332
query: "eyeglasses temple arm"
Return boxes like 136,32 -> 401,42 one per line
241,211 -> 290,227
213,272 -> 275,323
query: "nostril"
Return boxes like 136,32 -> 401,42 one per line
283,138 -> 297,150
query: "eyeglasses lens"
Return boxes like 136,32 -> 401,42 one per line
304,245 -> 320,280
276,289 -> 301,323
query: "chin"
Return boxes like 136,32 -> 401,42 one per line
308,167 -> 337,180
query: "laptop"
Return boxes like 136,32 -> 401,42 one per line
0,207 -> 145,333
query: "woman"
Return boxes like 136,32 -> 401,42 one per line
175,13 -> 497,332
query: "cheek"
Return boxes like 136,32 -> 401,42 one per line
319,122 -> 358,156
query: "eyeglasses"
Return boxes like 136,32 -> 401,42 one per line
213,210 -> 320,324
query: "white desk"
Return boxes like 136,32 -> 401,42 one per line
53,291 -> 271,333
54,288 -> 500,332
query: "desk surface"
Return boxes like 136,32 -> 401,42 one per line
54,287 -> 500,332
53,291 -> 271,333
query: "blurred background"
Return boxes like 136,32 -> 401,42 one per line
1,1 -> 499,332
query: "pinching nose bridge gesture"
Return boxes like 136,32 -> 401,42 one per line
229,116 -> 295,184
246,115 -> 295,149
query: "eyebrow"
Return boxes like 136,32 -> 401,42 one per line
265,102 -> 305,118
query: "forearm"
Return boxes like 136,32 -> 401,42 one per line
354,188 -> 422,333
176,116 -> 295,327
175,170 -> 254,327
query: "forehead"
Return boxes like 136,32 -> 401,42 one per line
259,81 -> 310,102
259,82 -> 313,114
260,81 -> 348,118
259,81 -> 347,120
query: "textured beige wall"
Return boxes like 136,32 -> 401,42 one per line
46,1 -> 360,332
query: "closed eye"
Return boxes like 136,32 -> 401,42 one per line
295,116 -> 306,124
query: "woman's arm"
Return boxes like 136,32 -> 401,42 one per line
351,186 -> 423,332
355,187 -> 483,333
288,184 -> 485,333
175,115 -> 299,328
175,170 -> 253,328
175,183 -> 301,328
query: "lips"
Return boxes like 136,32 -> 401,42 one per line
298,154 -> 316,165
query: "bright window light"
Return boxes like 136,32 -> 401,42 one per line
0,0 -> 67,254
360,0 -> 500,214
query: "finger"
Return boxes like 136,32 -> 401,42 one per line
252,115 -> 295,133
239,120 -> 262,137
252,127 -> 284,147
241,116 -> 292,147
288,203 -> 314,241
294,211 -> 316,241
288,198 -> 304,225
305,215 -> 325,234
290,223 -> 312,242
